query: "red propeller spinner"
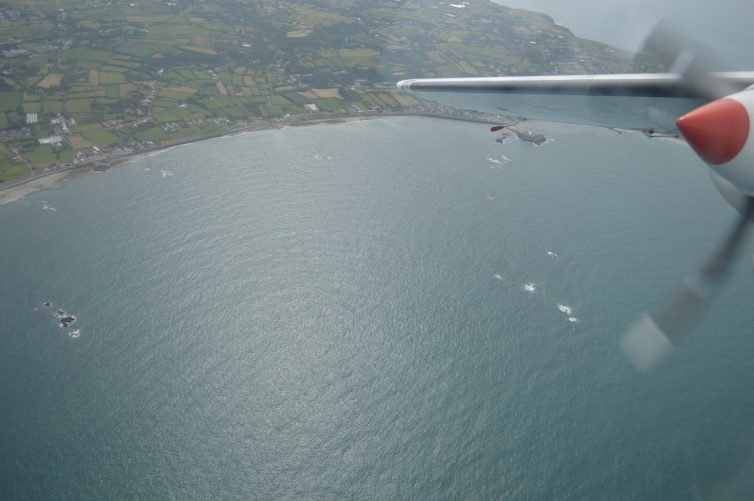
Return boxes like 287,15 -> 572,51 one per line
676,97 -> 750,165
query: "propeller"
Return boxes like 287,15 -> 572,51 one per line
621,197 -> 754,371
636,20 -> 739,101
621,24 -> 754,371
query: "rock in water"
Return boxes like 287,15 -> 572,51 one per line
517,130 -> 547,145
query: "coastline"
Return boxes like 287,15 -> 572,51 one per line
0,112 -> 501,207
0,170 -> 82,206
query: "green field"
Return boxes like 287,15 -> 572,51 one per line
57,149 -> 73,164
152,110 -> 184,122
42,100 -> 64,113
0,92 -> 22,112
24,145 -> 57,167
69,123 -> 96,132
132,126 -> 169,142
65,99 -> 93,113
60,48 -> 113,61
82,127 -> 121,146
0,159 -> 29,182
310,98 -> 342,112
104,85 -> 121,99
0,0 -> 633,182
99,72 -> 127,85
158,89 -> 195,101
23,101 -> 42,113
77,60 -> 103,70
69,85 -> 106,96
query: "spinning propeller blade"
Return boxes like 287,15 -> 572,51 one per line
637,21 -> 740,101
622,198 -> 754,371
622,23 -> 753,371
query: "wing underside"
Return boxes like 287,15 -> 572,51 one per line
397,73 -> 754,131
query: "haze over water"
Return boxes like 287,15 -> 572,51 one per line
2,118 -> 754,499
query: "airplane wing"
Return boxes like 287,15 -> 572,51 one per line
397,72 -> 754,131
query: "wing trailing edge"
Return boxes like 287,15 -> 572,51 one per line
397,72 -> 754,130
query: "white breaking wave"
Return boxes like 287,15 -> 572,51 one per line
493,273 -> 503,281
558,304 -> 573,315
568,317 -> 579,323
160,170 -> 173,177
523,283 -> 536,293
496,135 -> 516,144
487,155 -> 512,168
547,251 -> 558,257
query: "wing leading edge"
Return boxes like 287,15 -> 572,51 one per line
397,72 -> 754,131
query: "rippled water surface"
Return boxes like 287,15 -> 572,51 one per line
2,118 -> 753,499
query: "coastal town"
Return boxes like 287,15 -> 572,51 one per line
0,0 -> 640,187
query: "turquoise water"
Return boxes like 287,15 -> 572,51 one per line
1,117 -> 753,499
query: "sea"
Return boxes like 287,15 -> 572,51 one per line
1,117 -> 753,499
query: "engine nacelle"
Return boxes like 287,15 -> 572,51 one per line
708,168 -> 751,217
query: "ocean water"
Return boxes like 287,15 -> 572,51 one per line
1,117 -> 754,499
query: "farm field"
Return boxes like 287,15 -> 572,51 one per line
0,0 -> 636,180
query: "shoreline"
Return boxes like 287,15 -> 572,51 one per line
0,171 -> 82,206
0,112 -> 500,206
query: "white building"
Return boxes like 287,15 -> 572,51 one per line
38,135 -> 63,145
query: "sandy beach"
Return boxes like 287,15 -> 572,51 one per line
0,171 -> 82,206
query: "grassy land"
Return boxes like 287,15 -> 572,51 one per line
81,127 -> 121,146
24,145 -> 57,167
0,159 -> 29,182
0,92 -> 22,112
0,0 -> 638,181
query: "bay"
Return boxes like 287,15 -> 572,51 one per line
1,117 -> 753,499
